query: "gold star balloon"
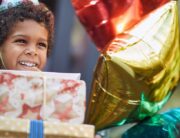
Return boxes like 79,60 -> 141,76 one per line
72,0 -> 180,131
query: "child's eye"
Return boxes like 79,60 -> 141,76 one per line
38,42 -> 47,49
14,39 -> 27,44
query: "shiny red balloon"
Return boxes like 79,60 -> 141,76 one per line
72,0 -> 169,52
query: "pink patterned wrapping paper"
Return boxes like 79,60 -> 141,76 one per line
0,70 -> 86,124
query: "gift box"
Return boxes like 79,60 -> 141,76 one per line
0,70 -> 86,124
0,117 -> 94,138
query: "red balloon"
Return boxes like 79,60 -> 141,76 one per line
72,0 -> 169,52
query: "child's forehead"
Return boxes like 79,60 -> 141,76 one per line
9,19 -> 48,38
12,19 -> 47,29
13,19 -> 46,27
11,19 -> 46,30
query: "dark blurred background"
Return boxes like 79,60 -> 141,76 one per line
40,0 -> 99,97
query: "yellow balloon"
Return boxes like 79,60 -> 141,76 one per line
85,1 -> 180,131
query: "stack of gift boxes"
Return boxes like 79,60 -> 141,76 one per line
0,70 -> 94,138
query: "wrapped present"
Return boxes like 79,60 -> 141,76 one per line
0,117 -> 95,138
0,70 -> 86,124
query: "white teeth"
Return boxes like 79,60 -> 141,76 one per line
19,61 -> 37,67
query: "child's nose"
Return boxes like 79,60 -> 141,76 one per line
24,46 -> 38,56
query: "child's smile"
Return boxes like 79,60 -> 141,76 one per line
18,60 -> 39,69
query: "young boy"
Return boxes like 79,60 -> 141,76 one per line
0,0 -> 54,71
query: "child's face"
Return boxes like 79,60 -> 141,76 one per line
0,20 -> 48,71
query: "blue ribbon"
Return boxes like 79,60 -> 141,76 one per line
29,120 -> 44,138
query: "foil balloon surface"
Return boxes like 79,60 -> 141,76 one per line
72,0 -> 169,51
122,108 -> 180,138
84,1 -> 180,131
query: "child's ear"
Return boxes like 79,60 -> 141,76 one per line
0,47 -> 5,69
0,47 -> 2,55
0,48 -> 3,69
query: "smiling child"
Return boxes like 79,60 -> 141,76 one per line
0,0 -> 54,71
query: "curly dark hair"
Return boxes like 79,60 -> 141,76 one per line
0,1 -> 54,56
